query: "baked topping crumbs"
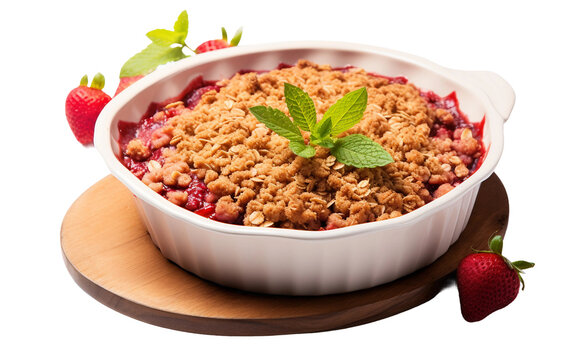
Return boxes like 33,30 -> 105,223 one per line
119,60 -> 484,230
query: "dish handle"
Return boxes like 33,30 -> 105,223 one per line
452,70 -> 515,122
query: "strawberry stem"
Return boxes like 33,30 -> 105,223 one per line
476,234 -> 535,290
80,75 -> 88,87
512,260 -> 535,271
489,235 -> 503,254
230,27 -> 243,46
90,73 -> 106,90
221,27 -> 228,42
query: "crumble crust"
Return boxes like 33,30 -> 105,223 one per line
128,60 -> 482,230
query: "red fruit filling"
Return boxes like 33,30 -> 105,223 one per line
118,78 -> 224,220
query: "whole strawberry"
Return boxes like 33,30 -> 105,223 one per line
195,27 -> 242,54
65,73 -> 111,145
457,235 -> 534,322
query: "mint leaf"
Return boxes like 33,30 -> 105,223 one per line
147,10 -> 188,46
323,87 -> 368,135
312,136 -> 335,149
146,29 -> 184,46
250,105 -> 315,158
310,117 -> 334,148
331,134 -> 394,168
314,117 -> 332,139
284,83 -> 317,132
120,43 -> 188,77
289,140 -> 316,158
173,10 -> 189,39
249,106 -> 304,142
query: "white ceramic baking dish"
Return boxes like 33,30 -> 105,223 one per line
95,41 -> 514,295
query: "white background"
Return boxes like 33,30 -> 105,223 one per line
1,0 -> 570,358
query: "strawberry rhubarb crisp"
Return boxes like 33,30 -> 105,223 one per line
118,60 -> 484,230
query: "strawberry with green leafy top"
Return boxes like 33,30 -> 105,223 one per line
195,27 -> 243,54
457,234 -> 534,322
65,73 -> 111,145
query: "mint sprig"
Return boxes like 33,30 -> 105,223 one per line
118,11 -> 244,82
120,10 -> 191,78
249,84 -> 394,168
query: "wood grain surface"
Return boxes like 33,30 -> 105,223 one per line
60,173 -> 508,335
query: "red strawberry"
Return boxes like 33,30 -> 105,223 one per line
114,75 -> 145,96
195,27 -> 242,54
65,73 -> 112,145
457,235 -> 534,322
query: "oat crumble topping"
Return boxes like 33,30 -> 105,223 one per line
121,60 -> 483,230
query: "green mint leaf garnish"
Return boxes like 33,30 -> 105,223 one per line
312,136 -> 335,149
284,83 -> 317,132
314,116 -> 332,139
118,11 -> 245,80
146,29 -> 184,46
120,43 -> 189,77
173,10 -> 189,39
323,87 -> 368,135
146,10 -> 188,46
249,106 -> 304,142
289,140 -> 316,158
310,117 -> 334,148
249,84 -> 394,169
331,134 -> 394,168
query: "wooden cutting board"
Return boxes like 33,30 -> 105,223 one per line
61,173 -> 508,336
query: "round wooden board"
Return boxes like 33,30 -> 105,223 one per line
61,173 -> 508,336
